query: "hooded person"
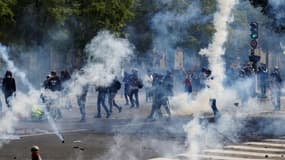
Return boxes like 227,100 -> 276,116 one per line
2,70 -> 16,108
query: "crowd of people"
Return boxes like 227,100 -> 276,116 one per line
238,61 -> 283,111
0,61 -> 283,122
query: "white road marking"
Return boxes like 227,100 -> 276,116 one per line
244,142 -> 285,148
204,149 -> 284,158
225,145 -> 285,152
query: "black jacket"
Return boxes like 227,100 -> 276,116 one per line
2,77 -> 16,96
47,76 -> 62,91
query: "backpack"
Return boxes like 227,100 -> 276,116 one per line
114,80 -> 121,90
137,79 -> 143,89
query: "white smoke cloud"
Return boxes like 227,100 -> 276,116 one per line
65,31 -> 133,102
152,0 -> 240,159
0,45 -> 35,91
151,0 -> 210,61
84,31 -> 133,86
171,0 -> 238,115
199,0 -> 237,93
0,31 -> 134,148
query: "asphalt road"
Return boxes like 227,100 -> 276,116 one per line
0,131 -> 186,160
1,93 -> 285,160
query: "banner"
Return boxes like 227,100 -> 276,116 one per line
174,49 -> 184,69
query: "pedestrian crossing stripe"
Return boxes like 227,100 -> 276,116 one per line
203,149 -> 284,158
244,142 -> 285,148
225,145 -> 285,152
264,138 -> 285,143
175,153 -> 274,160
149,138 -> 285,160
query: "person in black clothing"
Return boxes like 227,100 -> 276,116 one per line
129,69 -> 143,108
42,75 -> 50,89
96,86 -> 110,118
2,70 -> 16,108
60,70 -> 71,84
47,71 -> 62,92
108,78 -> 122,114
147,75 -> 171,121
45,71 -> 62,119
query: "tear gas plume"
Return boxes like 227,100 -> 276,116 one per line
171,0 -> 238,115
198,0 -> 237,94
84,31 -> 133,86
0,31 -> 133,147
99,134 -> 185,160
66,31 -> 133,99
0,45 -> 34,91
157,0 -> 239,159
184,0 -> 239,155
0,45 -> 64,144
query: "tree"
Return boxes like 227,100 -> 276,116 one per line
0,0 -> 16,43
0,0 -> 134,68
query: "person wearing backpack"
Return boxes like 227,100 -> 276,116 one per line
108,77 -> 122,114
129,69 -> 143,108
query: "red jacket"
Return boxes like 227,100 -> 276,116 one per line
184,78 -> 192,87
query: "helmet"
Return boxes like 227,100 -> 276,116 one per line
31,145 -> 40,152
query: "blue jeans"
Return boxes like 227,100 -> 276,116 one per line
129,89 -> 139,108
97,93 -> 109,117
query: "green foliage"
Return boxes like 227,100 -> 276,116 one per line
0,0 -> 16,42
126,0 -> 156,54
201,0 -> 216,15
128,0 -> 217,55
0,0 -> 15,24
0,0 -> 134,67
71,0 -> 134,47
0,0 -> 134,46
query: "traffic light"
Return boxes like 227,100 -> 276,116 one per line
250,22 -> 258,39
249,22 -> 260,71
